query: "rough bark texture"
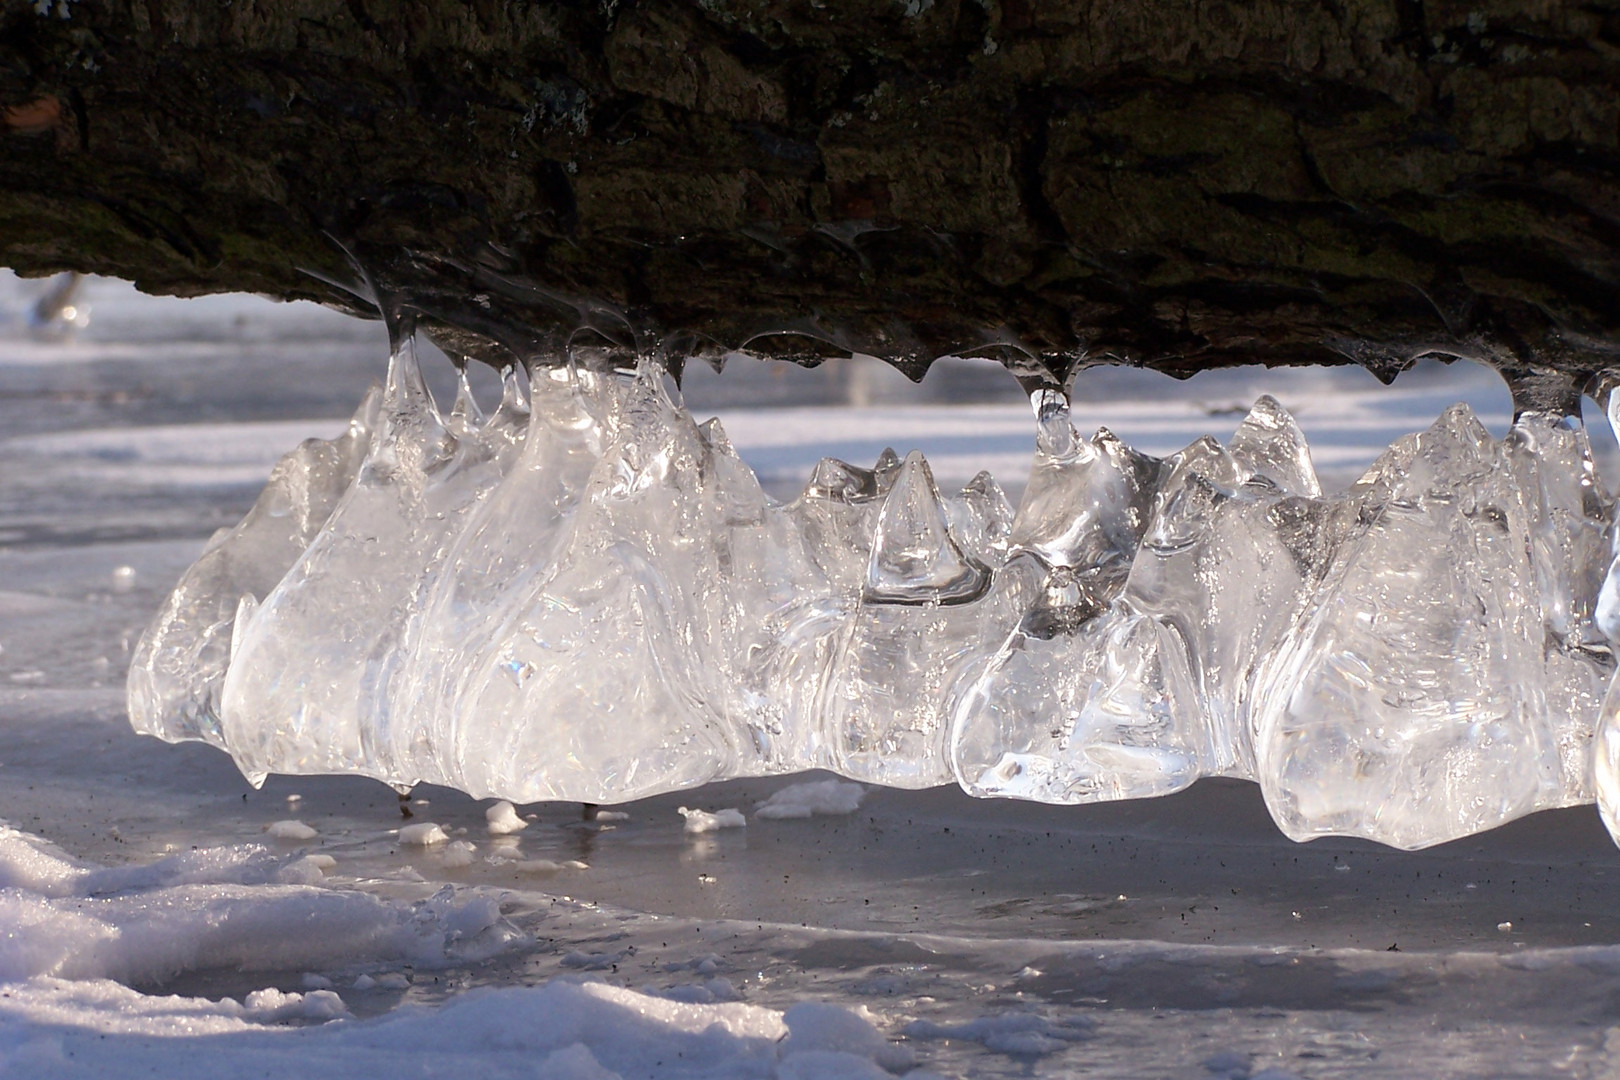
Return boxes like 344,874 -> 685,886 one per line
2,0 -> 1619,389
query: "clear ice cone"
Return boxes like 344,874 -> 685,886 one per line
437,363 -> 756,802
219,337 -> 506,785
127,384 -> 380,747
823,452 -> 1006,788
951,399 -> 1328,804
1252,404 -> 1559,850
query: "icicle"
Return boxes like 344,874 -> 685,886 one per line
1123,402 -> 1331,781
436,359 -> 754,802
480,363 -> 531,464
128,341 -> 1620,851
949,387 -> 1194,805
387,361 -> 615,791
699,415 -> 828,771
446,365 -> 486,438
1251,404 -> 1558,850
824,452 -> 1016,788
1587,373 -> 1620,844
126,383 -> 381,748
219,333 -> 502,788
1006,421 -> 1160,620
950,604 -> 1202,803
1500,375 -> 1612,807
1030,387 -> 1075,458
950,434 -> 1243,805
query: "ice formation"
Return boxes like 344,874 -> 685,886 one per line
128,384 -> 381,747
130,338 -> 1620,851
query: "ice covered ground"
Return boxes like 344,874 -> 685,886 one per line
4,271 -> 1620,1077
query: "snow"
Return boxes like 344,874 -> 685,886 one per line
0,823 -> 524,988
266,820 -> 317,841
754,780 -> 866,820
0,802 -> 920,1076
0,973 -> 931,1080
397,823 -> 449,846
780,1002 -> 916,1072
679,807 -> 747,834
485,800 -> 528,835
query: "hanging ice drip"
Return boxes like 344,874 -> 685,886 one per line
1249,397 -> 1608,849
126,384 -> 380,748
950,391 -> 1329,805
126,330 -> 1620,852
219,314 -> 517,785
1586,371 -> 1620,844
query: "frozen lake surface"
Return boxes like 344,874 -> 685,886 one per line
3,272 -> 1620,1078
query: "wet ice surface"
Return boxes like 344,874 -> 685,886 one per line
6,272 -> 1620,1077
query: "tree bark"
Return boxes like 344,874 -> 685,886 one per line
2,0 -> 1618,388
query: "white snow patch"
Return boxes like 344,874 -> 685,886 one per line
0,823 -> 324,898
0,977 -> 348,1036
266,820 -> 318,841
782,1001 -> 916,1072
755,779 -> 867,819
0,822 -> 520,989
242,986 -> 350,1022
679,807 -> 746,833
0,976 -> 917,1078
594,811 -> 630,822
0,880 -> 471,985
484,800 -> 528,835
398,823 -> 449,846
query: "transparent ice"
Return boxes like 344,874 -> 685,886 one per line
823,451 -> 1010,788
1253,404 -> 1611,849
219,337 -> 511,784
1587,385 -> 1620,845
425,364 -> 761,802
949,397 -> 1329,805
388,361 -> 616,794
130,341 -> 1620,851
127,385 -> 381,747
